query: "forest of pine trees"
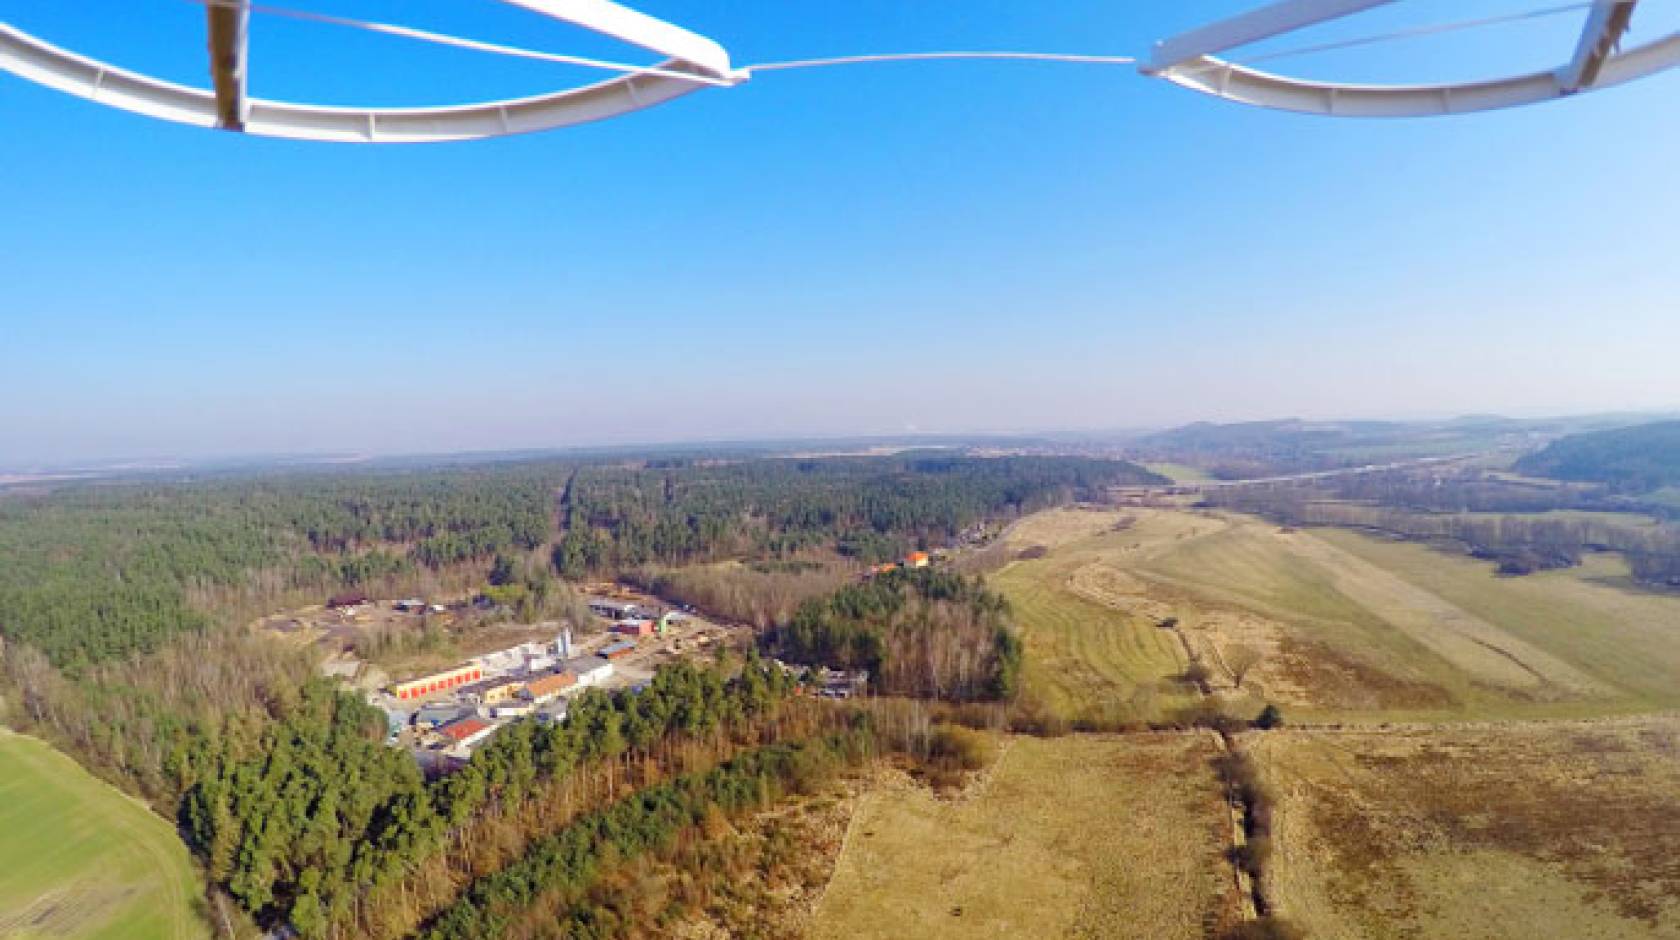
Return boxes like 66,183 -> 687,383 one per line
552,454 -> 1161,575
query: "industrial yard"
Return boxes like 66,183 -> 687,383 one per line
260,586 -> 747,773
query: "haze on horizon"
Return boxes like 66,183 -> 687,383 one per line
4,1 -> 1679,464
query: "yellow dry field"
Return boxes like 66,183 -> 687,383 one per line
809,733 -> 1239,940
1250,718 -> 1680,939
1001,507 -> 1150,555
991,510 -> 1224,724
993,507 -> 1680,724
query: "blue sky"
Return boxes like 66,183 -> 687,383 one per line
2,1 -> 1679,463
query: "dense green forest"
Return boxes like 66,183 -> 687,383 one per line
0,454 -> 1153,670
1517,420 -> 1680,492
0,466 -> 566,670
774,567 -> 1022,701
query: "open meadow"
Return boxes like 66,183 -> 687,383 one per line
809,733 -> 1239,939
1249,718 -> 1680,939
991,507 -> 1680,724
0,732 -> 207,940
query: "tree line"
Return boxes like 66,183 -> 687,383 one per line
623,560 -> 853,630
554,455 -> 1160,576
418,729 -> 873,940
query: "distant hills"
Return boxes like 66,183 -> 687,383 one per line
1136,419 -> 1405,455
1516,420 -> 1680,493
1126,414 -> 1673,480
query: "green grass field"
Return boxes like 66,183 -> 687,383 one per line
1315,531 -> 1680,715
0,732 -> 207,940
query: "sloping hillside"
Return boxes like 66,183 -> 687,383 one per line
1518,420 -> 1680,492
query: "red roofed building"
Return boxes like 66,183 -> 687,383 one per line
437,717 -> 496,750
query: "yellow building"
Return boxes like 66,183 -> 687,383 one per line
481,679 -> 526,705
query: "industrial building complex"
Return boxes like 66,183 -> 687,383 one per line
362,594 -> 734,771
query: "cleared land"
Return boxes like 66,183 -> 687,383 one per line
1250,718 -> 1680,939
0,732 -> 207,940
1142,462 -> 1216,484
993,507 -> 1680,723
810,733 -> 1239,939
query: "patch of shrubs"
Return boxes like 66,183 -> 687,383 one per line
1228,835 -> 1272,879
1181,661 -> 1214,689
1214,749 -> 1280,912
924,723 -> 998,789
1168,700 -> 1249,735
928,723 -> 995,771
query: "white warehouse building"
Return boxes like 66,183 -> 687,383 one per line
564,655 -> 614,688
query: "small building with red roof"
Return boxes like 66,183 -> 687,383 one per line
436,716 -> 496,752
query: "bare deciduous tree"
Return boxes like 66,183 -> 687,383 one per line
1226,643 -> 1264,690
